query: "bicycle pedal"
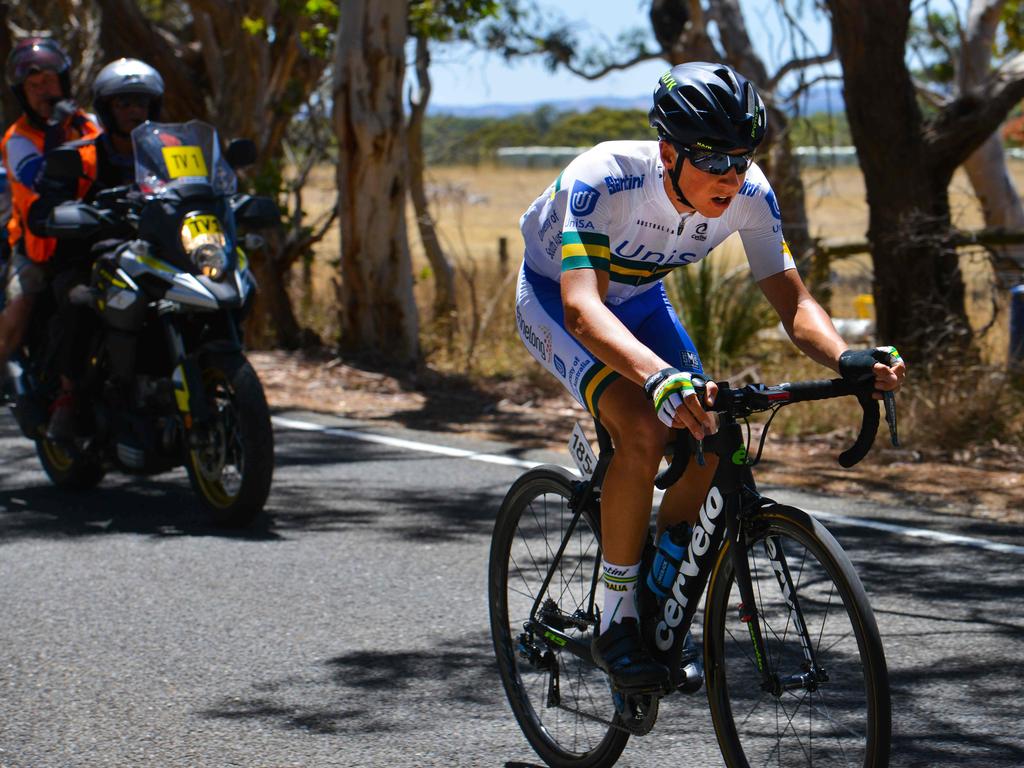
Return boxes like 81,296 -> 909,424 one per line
676,658 -> 704,694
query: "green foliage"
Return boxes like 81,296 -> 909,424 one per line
423,106 -> 655,164
908,11 -> 958,85
422,106 -> 857,164
410,0 -> 500,41
241,15 -> 267,36
789,112 -> 851,147
666,257 -> 777,376
544,108 -> 653,145
1001,0 -> 1024,53
134,0 -> 192,30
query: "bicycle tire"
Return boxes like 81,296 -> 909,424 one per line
704,504 -> 891,767
489,465 -> 629,768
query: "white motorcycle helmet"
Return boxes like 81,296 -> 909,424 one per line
92,58 -> 164,133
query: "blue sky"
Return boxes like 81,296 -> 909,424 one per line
426,0 -> 834,108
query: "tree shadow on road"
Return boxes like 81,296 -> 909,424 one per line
0,477 -> 281,541
819,520 -> 1024,766
198,633 -> 504,738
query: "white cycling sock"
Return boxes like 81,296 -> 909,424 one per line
599,560 -> 641,633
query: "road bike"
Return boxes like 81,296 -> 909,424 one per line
489,375 -> 896,767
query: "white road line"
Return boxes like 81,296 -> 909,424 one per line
272,415 -> 546,470
272,415 -> 1024,557
805,509 -> 1024,556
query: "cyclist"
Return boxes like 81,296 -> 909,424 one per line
514,61 -> 906,693
0,38 -> 100,429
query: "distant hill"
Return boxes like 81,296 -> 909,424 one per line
429,82 -> 846,118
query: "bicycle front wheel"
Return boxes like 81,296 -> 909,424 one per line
704,505 -> 891,767
488,465 -> 628,768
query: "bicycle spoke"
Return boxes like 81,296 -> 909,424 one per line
709,516 -> 886,768
491,469 -> 626,766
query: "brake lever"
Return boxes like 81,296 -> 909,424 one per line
883,390 -> 899,447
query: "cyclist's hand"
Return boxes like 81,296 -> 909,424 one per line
838,346 -> 906,399
643,368 -> 719,438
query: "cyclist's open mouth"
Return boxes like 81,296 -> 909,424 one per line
709,195 -> 732,210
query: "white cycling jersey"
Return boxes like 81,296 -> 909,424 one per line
520,140 -> 795,304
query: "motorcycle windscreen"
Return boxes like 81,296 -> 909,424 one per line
131,120 -> 237,197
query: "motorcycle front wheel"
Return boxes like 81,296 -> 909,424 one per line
185,353 -> 274,526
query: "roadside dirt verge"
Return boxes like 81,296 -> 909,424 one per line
250,350 -> 1023,524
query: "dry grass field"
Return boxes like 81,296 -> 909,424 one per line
255,158 -> 1024,515
296,159 -> 1022,366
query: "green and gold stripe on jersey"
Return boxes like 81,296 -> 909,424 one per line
561,230 -> 610,271
563,235 -> 683,285
608,254 -> 680,285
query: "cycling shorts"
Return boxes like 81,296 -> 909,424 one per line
515,263 -> 703,418
4,246 -> 47,303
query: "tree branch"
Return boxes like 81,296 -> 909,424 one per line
924,54 -> 1024,171
768,44 -> 838,91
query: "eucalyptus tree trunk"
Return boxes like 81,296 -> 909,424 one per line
408,34 -> 457,325
826,0 -> 971,360
334,0 -> 420,365
959,0 -> 1024,288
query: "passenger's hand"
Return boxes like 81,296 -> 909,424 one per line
643,368 -> 719,439
838,346 -> 906,400
47,98 -> 78,128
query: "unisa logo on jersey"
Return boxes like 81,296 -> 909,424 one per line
569,180 -> 601,217
766,189 -> 782,220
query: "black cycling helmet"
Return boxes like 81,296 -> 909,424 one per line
5,37 -> 72,125
649,62 -> 766,153
92,58 -> 164,132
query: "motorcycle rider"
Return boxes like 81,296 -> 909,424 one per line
0,37 -> 101,434
22,58 -> 165,440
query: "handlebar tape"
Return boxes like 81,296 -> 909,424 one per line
837,394 -> 880,468
654,437 -> 691,490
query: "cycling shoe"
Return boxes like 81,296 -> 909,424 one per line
592,617 -> 670,694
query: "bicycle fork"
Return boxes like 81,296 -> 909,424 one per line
730,523 -> 827,696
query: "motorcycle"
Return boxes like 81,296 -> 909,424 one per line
1,120 -> 279,526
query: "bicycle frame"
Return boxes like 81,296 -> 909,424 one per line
523,413 -> 823,696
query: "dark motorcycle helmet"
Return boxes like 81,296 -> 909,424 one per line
649,62 -> 767,153
92,58 -> 164,133
5,37 -> 73,124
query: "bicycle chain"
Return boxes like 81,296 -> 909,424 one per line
556,695 -> 659,736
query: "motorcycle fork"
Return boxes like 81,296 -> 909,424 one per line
160,314 -> 211,426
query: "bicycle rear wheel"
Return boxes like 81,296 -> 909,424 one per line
489,465 -> 629,768
704,505 -> 891,767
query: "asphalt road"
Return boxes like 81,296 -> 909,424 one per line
2,409 -> 1023,767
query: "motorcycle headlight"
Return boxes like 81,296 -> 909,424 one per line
181,214 -> 229,280
193,243 -> 228,280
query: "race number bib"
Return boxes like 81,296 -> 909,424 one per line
569,422 -> 598,478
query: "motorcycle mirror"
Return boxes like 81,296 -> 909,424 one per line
234,195 -> 281,228
225,138 -> 257,169
42,148 -> 83,182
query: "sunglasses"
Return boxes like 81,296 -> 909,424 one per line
677,144 -> 754,175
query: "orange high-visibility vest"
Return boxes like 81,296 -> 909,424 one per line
1,113 -> 100,263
